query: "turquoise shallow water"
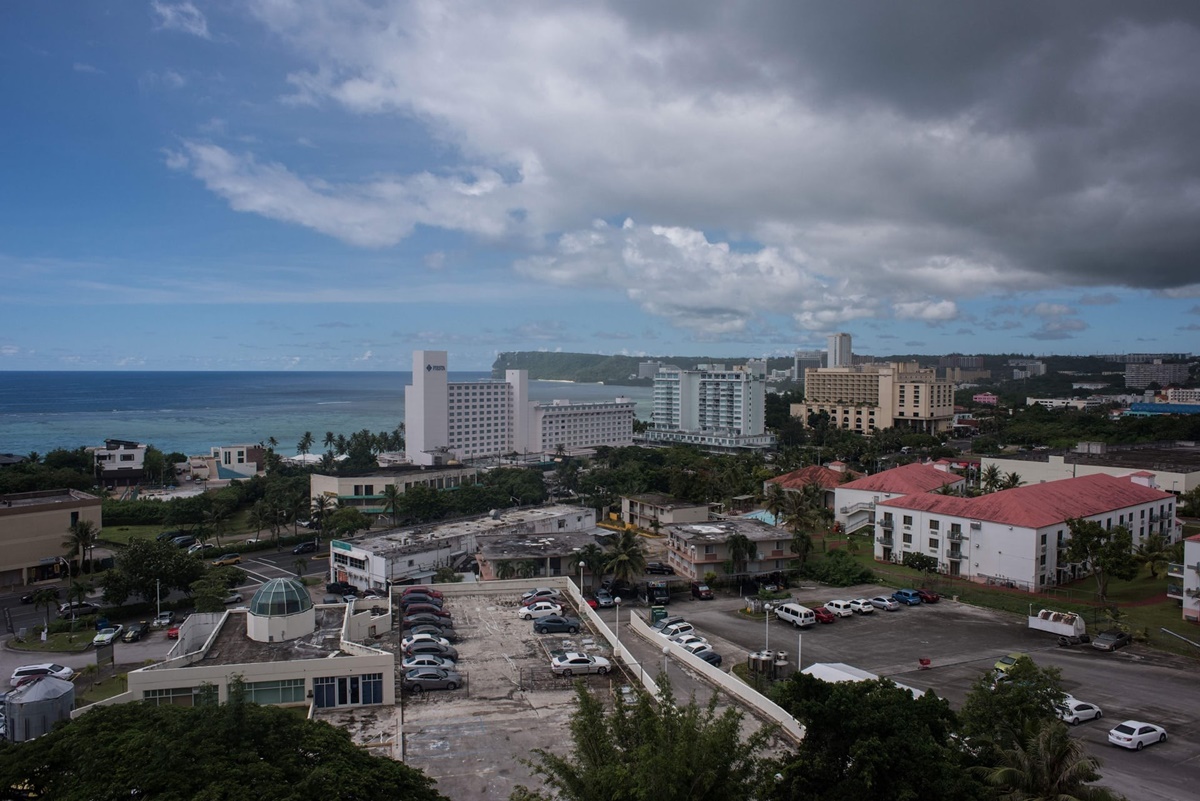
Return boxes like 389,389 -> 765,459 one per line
0,371 -> 652,457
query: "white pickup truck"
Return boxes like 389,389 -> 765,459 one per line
1028,609 -> 1086,638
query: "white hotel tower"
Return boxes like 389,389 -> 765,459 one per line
404,350 -> 636,465
645,363 -> 775,452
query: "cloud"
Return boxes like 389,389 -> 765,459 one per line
141,69 -> 186,90
1079,292 -> 1119,305
353,349 -> 373,362
893,299 -> 959,322
151,1 -> 211,39
315,321 -> 353,329
73,62 -> 102,74
504,320 -> 578,342
0,344 -> 20,357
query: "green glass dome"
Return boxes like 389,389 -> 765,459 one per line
248,578 -> 314,617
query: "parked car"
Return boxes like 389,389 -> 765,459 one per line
813,606 -> 837,624
1058,698 -> 1103,725
848,599 -> 875,615
361,587 -> 388,599
291,541 -> 319,554
994,652 -> 1029,674
551,653 -> 611,676
824,600 -> 854,618
594,588 -> 615,607
403,641 -> 459,661
93,626 -> 124,647
916,588 -> 941,603
403,603 -> 451,619
58,601 -> 101,619
690,582 -> 714,600
658,621 -> 696,639
402,667 -> 462,693
650,615 -> 687,632
1108,720 -> 1166,750
399,594 -> 445,609
211,553 -> 242,567
223,592 -> 244,605
534,615 -> 582,635
669,633 -> 709,649
401,654 -> 457,670
400,586 -> 444,600
521,587 -> 562,603
646,562 -> 675,575
187,542 -> 218,556
166,625 -> 181,640
152,611 -> 175,628
401,632 -> 451,650
518,601 -> 563,620
1092,630 -> 1133,651
406,623 -> 460,642
869,596 -> 900,611
10,663 -> 75,687
326,581 -> 360,595
403,613 -> 453,629
123,621 -> 150,642
21,587 -> 61,604
892,589 -> 923,606
155,530 -> 184,542
695,649 -> 723,667
171,535 -> 197,549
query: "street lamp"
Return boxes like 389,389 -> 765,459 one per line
613,596 -> 623,659
662,644 -> 670,678
763,603 -> 774,654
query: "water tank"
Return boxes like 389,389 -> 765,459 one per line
5,676 -> 75,742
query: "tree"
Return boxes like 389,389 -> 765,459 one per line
323,430 -> 336,455
31,588 -> 60,637
768,672 -> 983,801
764,482 -> 788,526
513,674 -> 774,801
0,692 -> 448,801
63,518 -> 99,573
495,560 -> 517,580
1063,519 -> 1139,601
310,494 -> 337,538
1135,533 -> 1170,580
902,552 -> 939,576
570,543 -> 607,592
99,539 -> 205,605
297,431 -> 314,457
981,464 -> 1002,494
293,557 -> 308,578
604,529 -> 647,588
1001,471 -> 1025,490
959,657 -> 1065,752
380,483 -> 404,527
725,532 -> 755,591
974,719 -> 1124,801
326,507 -> 371,537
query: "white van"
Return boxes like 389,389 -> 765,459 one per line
774,602 -> 816,628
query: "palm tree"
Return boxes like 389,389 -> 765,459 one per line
323,431 -> 336,455
515,559 -> 539,580
203,504 -> 229,547
764,482 -> 788,527
570,543 -> 607,592
266,436 -> 278,450
310,495 -> 336,539
248,502 -> 269,542
604,529 -> 647,588
297,431 -> 314,458
495,561 -> 517,580
293,557 -> 308,578
380,484 -> 404,527
1135,533 -> 1170,580
1001,471 -> 1025,490
975,720 -> 1123,801
982,464 -> 1002,494
725,532 -> 755,591
31,588 -> 59,639
63,519 -> 99,574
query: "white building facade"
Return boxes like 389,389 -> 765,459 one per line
646,364 -> 774,451
827,333 -> 853,368
404,350 -> 635,465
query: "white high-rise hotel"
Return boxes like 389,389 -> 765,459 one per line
404,351 -> 636,465
646,363 -> 775,451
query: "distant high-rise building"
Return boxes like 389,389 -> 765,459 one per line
791,362 -> 955,434
793,349 -> 824,381
647,364 -> 775,452
637,360 -> 665,379
827,333 -> 852,368
1125,360 -> 1191,389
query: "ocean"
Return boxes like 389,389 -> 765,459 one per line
0,372 -> 653,457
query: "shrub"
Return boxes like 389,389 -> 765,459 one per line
801,550 -> 874,587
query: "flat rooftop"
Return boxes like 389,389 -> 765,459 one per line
476,529 -> 611,560
0,488 -> 100,509
194,608 -> 351,667
998,443 -> 1200,474
667,517 -> 780,544
352,505 -> 592,557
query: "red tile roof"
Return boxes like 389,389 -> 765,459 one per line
838,462 -> 964,495
878,473 -> 1173,529
767,465 -> 863,491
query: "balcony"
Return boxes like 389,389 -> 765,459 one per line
840,501 -> 875,515
1167,583 -> 1183,600
878,518 -> 894,530
1168,562 -> 1184,579
947,531 -> 965,542
947,549 -> 963,561
876,536 -> 894,547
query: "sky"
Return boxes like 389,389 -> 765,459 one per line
3,1 -> 1200,372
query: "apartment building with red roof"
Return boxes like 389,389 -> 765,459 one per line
873,473 -> 1177,592
763,462 -> 863,511
832,462 -> 966,534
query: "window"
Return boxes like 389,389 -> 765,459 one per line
143,687 -> 205,707
704,544 -> 715,555
928,538 -> 939,550
902,533 -> 913,545
1040,533 -> 1047,546
903,515 -> 913,527
929,520 -> 940,531
244,678 -> 305,705
120,454 -> 135,462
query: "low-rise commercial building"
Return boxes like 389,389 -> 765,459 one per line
90,439 -> 145,486
310,464 -> 479,514
873,473 -> 1177,591
0,489 -> 102,588
663,518 -> 794,581
620,493 -> 710,531
981,442 -> 1200,495
209,444 -> 265,479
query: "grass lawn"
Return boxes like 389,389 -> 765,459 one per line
76,674 -> 128,706
10,630 -> 94,653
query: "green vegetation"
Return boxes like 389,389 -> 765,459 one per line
0,691 -> 448,801
8,630 -> 93,653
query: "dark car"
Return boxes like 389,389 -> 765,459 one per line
402,667 -> 462,693
123,621 -> 150,643
403,613 -> 453,629
646,562 -> 675,575
326,581 -> 360,595
403,603 -> 451,619
399,594 -> 444,609
155,530 -> 184,542
407,623 -> 460,642
534,615 -> 583,635
696,649 -> 723,667
1092,630 -> 1134,651
403,640 -> 459,661
689,582 -> 714,600
594,588 -> 615,607
292,541 -> 319,555
916,588 -> 941,603
400,585 -> 444,600
20,587 -> 61,604
171,535 -> 197,549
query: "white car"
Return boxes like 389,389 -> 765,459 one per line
401,654 -> 457,670
869,596 -> 900,611
658,621 -> 696,639
669,633 -> 709,649
1108,720 -> 1167,750
824,600 -> 854,618
400,633 -> 450,650
848,599 -> 875,614
518,601 -> 563,620
10,663 -> 75,687
679,640 -> 715,657
92,625 -> 124,647
521,587 -> 562,603
1058,698 -> 1103,725
551,653 -> 611,676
